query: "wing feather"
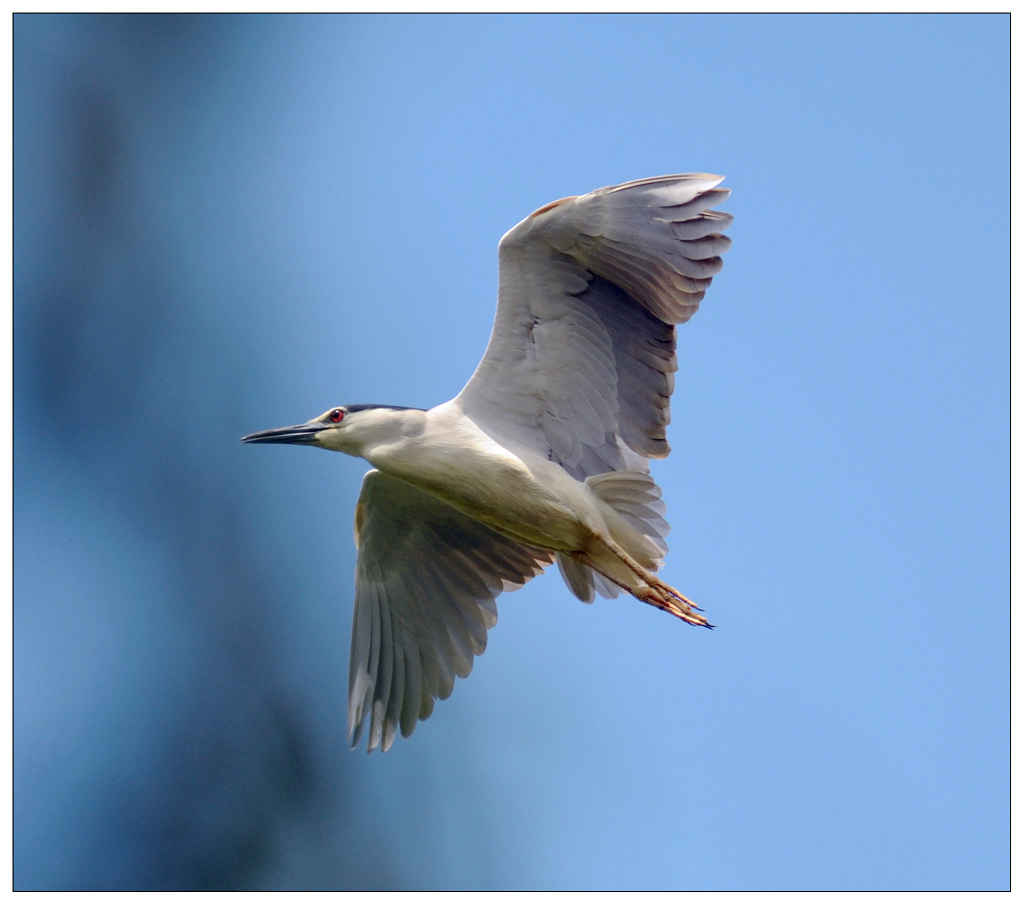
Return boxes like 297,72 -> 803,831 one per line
370,582 -> 394,752
350,469 -> 553,752
456,173 -> 730,480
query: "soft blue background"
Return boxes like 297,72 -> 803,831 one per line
14,14 -> 1008,890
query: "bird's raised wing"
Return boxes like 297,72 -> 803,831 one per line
349,469 -> 554,752
456,174 -> 731,480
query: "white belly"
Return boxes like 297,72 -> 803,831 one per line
366,409 -> 602,552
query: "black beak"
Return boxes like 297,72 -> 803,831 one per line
241,421 -> 323,445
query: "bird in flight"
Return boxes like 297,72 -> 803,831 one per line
243,174 -> 732,751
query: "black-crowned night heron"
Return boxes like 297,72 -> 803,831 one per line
244,174 -> 732,751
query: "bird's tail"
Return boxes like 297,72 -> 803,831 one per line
556,470 -> 671,603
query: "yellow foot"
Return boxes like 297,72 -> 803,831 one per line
649,576 -> 704,612
636,586 -> 714,629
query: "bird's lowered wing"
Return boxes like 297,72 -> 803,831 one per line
349,469 -> 554,752
456,174 -> 731,481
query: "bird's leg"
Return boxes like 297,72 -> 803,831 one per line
576,548 -> 712,629
602,538 -> 704,609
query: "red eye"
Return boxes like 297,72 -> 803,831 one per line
330,409 -> 344,423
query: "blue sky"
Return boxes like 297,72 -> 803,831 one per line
15,14 -> 1007,890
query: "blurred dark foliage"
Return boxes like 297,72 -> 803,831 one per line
14,14 -> 393,890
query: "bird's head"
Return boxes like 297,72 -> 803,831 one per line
242,404 -> 425,458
